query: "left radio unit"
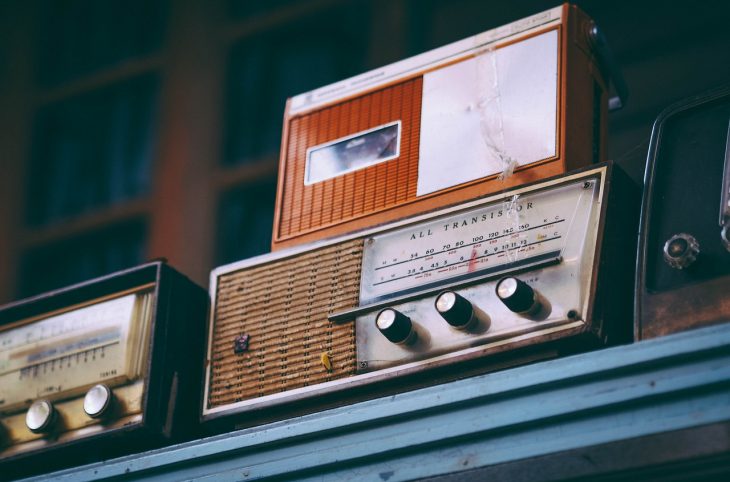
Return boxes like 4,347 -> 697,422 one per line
0,261 -> 208,478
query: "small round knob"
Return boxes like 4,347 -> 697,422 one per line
84,384 -> 114,419
26,400 -> 56,434
375,308 -> 413,344
721,225 -> 730,252
663,233 -> 699,269
496,277 -> 540,315
435,291 -> 477,329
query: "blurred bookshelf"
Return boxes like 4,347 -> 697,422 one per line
1,0 -> 728,304
0,0 -> 375,303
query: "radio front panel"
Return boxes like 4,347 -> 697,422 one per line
0,289 -> 153,450
272,4 -> 612,249
0,262 -> 208,477
352,178 -> 600,371
204,164 -> 636,423
636,85 -> 730,339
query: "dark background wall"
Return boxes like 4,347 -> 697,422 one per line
0,0 -> 728,303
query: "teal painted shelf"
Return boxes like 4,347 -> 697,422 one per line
22,323 -> 730,481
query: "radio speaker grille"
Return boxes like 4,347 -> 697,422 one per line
278,77 -> 423,239
208,239 -> 363,409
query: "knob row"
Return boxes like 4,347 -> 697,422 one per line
375,276 -> 543,344
24,384 -> 114,434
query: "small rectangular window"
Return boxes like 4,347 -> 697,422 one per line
305,121 -> 401,185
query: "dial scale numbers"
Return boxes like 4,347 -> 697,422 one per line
356,175 -> 603,371
360,179 -> 598,304
0,290 -> 154,412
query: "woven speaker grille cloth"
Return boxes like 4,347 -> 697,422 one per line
278,77 -> 423,239
208,239 -> 363,409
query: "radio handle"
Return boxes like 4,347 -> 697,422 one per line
719,119 -> 730,227
588,24 -> 629,111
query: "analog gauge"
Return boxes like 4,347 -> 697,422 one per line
359,177 -> 599,304
0,289 -> 154,413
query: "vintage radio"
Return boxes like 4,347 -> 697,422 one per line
203,163 -> 637,428
636,85 -> 730,339
271,4 -> 627,250
0,262 -> 208,477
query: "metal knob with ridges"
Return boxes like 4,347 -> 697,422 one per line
663,233 -> 699,269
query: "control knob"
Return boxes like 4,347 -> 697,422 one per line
496,277 -> 541,316
84,384 -> 114,419
663,233 -> 699,269
375,308 -> 415,344
26,400 -> 56,434
434,291 -> 489,330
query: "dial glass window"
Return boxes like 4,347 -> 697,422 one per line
0,289 -> 154,412
305,121 -> 401,185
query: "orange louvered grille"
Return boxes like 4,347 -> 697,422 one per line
278,77 -> 423,239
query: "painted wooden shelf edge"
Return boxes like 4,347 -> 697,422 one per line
22,322 -> 730,481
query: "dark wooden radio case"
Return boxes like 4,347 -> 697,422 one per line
636,85 -> 730,339
0,262 -> 208,479
272,4 -> 614,250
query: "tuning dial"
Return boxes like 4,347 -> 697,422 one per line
663,233 -> 699,269
496,277 -> 541,315
721,225 -> 730,252
375,308 -> 414,344
84,384 -> 114,419
435,291 -> 488,330
26,400 -> 56,434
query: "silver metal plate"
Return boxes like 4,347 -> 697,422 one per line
357,174 -> 603,371
360,177 -> 599,304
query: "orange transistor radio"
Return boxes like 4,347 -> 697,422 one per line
271,4 -> 626,250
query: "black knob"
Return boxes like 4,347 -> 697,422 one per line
663,233 -> 699,269
496,277 -> 539,314
435,291 -> 475,329
375,308 -> 413,344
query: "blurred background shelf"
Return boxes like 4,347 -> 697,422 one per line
20,198 -> 150,248
1,0 -> 729,303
